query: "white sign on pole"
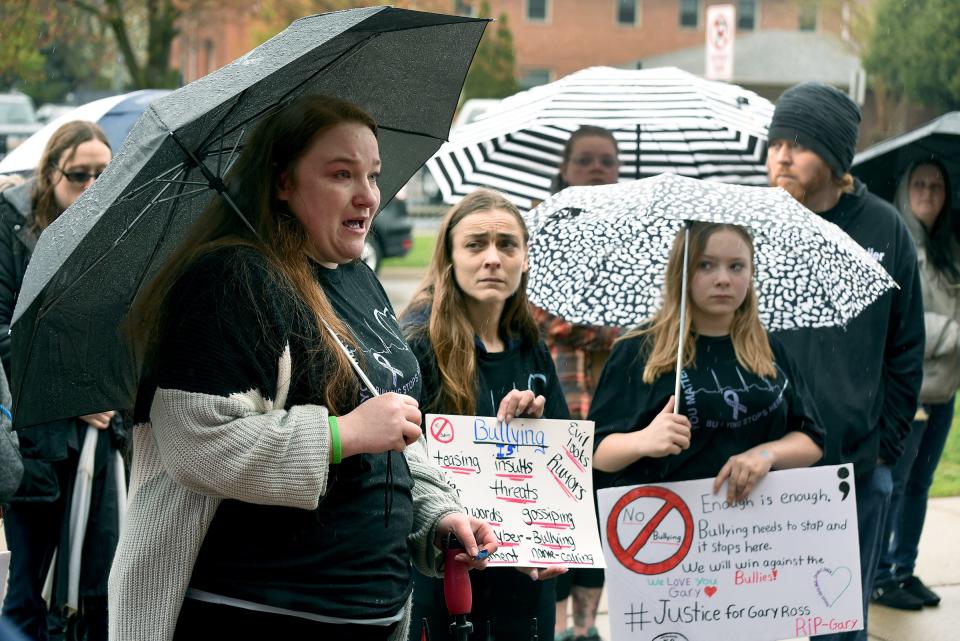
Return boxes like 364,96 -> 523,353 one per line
706,4 -> 736,81
426,414 -> 605,569
598,465 -> 862,641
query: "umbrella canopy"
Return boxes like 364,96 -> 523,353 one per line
0,90 -> 171,175
852,112 -> 960,204
11,7 -> 487,428
427,66 -> 774,209
524,173 -> 896,330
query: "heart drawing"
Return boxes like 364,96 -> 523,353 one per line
704,586 -> 718,597
814,567 -> 853,607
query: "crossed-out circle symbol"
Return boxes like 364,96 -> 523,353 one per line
712,16 -> 729,47
606,486 -> 694,575
429,416 -> 455,444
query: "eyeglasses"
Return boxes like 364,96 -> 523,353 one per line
56,167 -> 105,184
571,154 -> 618,168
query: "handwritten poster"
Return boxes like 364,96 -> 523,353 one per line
426,414 -> 605,569
598,465 -> 862,641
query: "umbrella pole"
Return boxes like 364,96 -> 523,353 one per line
167,130 -> 262,240
635,123 -> 641,181
673,222 -> 691,414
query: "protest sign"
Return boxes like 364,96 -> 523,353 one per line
598,465 -> 862,641
426,414 -> 606,569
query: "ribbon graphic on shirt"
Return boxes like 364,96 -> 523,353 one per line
373,352 -> 403,387
723,389 -> 747,420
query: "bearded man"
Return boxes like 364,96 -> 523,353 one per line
766,82 -> 925,641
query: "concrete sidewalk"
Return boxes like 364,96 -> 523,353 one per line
589,496 -> 960,641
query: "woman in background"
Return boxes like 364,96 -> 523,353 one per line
872,158 -> 959,610
402,188 -> 568,641
0,121 -> 121,641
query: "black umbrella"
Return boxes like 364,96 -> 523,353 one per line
10,7 -> 487,428
852,111 -> 960,203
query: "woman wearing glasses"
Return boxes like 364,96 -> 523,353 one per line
538,125 -> 620,641
0,120 -> 122,641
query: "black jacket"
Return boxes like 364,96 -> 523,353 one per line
0,180 -> 36,378
773,179 -> 924,478
0,179 -> 124,598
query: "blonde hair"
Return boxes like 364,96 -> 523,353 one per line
836,172 -> 855,193
130,95 -> 377,414
401,189 -> 539,414
620,223 -> 775,383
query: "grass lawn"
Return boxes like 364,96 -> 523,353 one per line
929,397 -> 960,496
382,231 -> 437,269
382,231 -> 960,498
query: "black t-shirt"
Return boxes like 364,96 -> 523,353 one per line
406,328 -> 568,422
148,248 -> 419,619
591,332 -> 823,488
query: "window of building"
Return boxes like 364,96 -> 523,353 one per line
204,39 -> 216,74
454,0 -> 474,16
526,0 -> 549,22
679,0 -> 699,29
737,0 -> 756,31
520,68 -> 552,90
799,2 -> 817,31
617,0 -> 638,26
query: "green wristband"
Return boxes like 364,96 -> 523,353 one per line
329,415 -> 342,465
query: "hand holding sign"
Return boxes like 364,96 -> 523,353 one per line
713,448 -> 775,503
497,389 -> 546,423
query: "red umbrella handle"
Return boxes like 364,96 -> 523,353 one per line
443,542 -> 472,615
443,534 -> 474,641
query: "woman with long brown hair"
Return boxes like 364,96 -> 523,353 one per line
111,95 -> 495,641
400,188 -> 568,641
591,222 -> 823,498
871,158 -> 960,610
0,120 -> 120,641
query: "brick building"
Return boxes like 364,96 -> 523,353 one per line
171,1 -> 853,87
167,1 -> 929,145
461,1 -> 850,89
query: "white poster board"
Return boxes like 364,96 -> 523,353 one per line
706,4 -> 736,81
598,465 -> 862,641
426,414 -> 605,568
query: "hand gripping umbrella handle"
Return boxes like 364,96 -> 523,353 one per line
673,221 -> 691,414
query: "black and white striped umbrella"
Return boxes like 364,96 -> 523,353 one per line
427,66 -> 774,209
524,174 -> 896,331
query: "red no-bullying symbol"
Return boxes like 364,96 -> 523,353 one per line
606,486 -> 693,575
712,16 -> 729,47
429,416 -> 455,444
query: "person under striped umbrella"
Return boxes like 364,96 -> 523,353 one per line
427,66 -> 773,210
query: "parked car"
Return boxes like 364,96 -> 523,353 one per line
36,103 -> 75,123
363,193 -> 413,273
0,92 -> 42,158
0,89 -> 170,175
